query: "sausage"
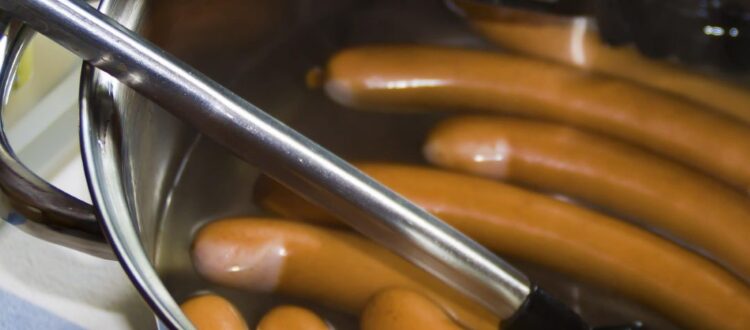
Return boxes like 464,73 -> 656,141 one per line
446,0 -> 750,125
321,45 -> 750,190
256,305 -> 329,330
252,164 -> 750,330
180,294 -> 249,330
361,289 -> 462,330
424,116 -> 750,282
253,178 -> 339,227
191,218 -> 498,330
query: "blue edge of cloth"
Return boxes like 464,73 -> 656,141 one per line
0,289 -> 82,330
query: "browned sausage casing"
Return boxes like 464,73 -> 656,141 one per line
256,305 -> 329,330
253,164 -> 750,330
322,46 -> 750,190
424,116 -> 750,282
447,0 -> 750,125
361,289 -> 462,330
191,218 -> 498,330
180,294 -> 249,330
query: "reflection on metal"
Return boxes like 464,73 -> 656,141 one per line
704,25 -> 740,38
0,13 -> 109,258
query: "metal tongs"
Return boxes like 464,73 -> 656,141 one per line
0,0 -> 637,329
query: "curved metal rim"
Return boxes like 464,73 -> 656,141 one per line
77,0 -> 193,328
0,15 -> 110,258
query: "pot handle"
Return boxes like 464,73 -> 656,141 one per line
0,15 -> 111,258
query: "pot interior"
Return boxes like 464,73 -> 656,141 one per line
96,0 -> 688,328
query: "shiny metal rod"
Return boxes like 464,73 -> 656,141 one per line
0,0 -> 531,317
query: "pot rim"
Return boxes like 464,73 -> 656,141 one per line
78,0 -> 192,328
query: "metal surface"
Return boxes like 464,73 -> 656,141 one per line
0,13 -> 110,258
0,0 -> 531,325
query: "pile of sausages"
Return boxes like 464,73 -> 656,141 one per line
180,288 -> 464,330
180,4 -> 750,330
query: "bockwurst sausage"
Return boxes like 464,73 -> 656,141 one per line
361,289 -> 462,330
256,305 -> 329,330
447,0 -> 750,125
321,46 -> 750,190
180,294 -> 249,330
191,218 -> 498,330
253,164 -> 750,330
424,116 -> 750,282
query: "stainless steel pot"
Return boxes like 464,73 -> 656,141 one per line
0,0 -> 683,328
